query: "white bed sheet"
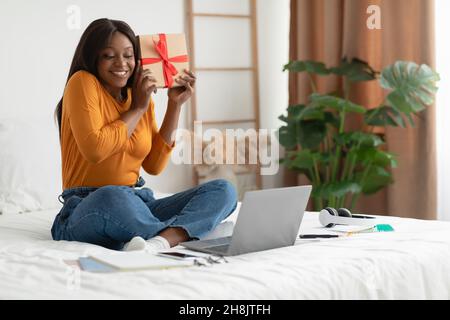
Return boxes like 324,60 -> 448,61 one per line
1,207 -> 450,300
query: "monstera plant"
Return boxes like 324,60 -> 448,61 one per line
278,58 -> 440,211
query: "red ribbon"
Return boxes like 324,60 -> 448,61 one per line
140,34 -> 189,88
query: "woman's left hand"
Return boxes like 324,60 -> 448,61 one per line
167,69 -> 196,106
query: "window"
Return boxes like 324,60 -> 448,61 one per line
436,0 -> 450,220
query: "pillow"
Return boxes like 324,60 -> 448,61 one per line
0,115 -> 62,214
0,117 -> 188,215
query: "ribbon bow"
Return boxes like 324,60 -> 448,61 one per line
141,34 -> 189,88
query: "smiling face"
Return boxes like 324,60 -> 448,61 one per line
97,31 -> 135,99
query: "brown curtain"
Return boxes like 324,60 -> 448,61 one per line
287,0 -> 436,219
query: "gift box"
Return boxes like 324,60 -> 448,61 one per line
137,33 -> 190,88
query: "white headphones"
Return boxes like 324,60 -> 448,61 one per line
319,207 -> 376,228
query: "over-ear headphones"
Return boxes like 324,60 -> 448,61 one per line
319,207 -> 376,228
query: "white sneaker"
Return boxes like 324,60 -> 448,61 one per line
123,236 -> 170,253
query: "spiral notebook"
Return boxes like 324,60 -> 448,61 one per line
87,251 -> 194,272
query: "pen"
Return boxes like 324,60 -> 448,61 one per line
299,234 -> 339,239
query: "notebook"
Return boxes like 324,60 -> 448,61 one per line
87,251 -> 194,271
78,257 -> 116,273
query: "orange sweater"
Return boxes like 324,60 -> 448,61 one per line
60,70 -> 173,190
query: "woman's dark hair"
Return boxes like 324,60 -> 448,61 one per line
54,18 -> 138,138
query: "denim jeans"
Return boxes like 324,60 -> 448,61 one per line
51,177 -> 237,250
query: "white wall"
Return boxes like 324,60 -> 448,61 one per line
257,0 -> 289,189
436,0 -> 450,221
0,0 -> 290,193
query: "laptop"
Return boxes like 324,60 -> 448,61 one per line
180,185 -> 312,256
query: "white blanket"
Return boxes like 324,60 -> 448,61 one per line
1,208 -> 450,299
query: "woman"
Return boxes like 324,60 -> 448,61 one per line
51,18 -> 237,252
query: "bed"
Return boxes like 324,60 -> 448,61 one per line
2,204 -> 450,300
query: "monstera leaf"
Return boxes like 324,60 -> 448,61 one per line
312,181 -> 362,198
310,94 -> 367,114
283,60 -> 330,75
355,166 -> 393,194
334,132 -> 384,149
381,61 -> 440,114
329,57 -> 379,82
365,106 -> 406,127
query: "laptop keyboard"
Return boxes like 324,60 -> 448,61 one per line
199,236 -> 232,246
183,236 -> 232,250
207,244 -> 230,253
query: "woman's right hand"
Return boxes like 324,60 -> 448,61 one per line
131,61 -> 157,112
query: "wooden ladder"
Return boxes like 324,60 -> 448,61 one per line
185,0 -> 262,190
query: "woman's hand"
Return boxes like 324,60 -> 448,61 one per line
131,61 -> 157,112
167,69 -> 196,107
120,61 -> 157,138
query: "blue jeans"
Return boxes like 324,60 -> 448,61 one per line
51,177 -> 237,250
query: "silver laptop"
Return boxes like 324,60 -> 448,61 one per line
181,185 -> 312,256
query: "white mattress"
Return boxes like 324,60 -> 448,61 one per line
1,207 -> 450,299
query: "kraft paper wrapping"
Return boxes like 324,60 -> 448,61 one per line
137,33 -> 189,88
